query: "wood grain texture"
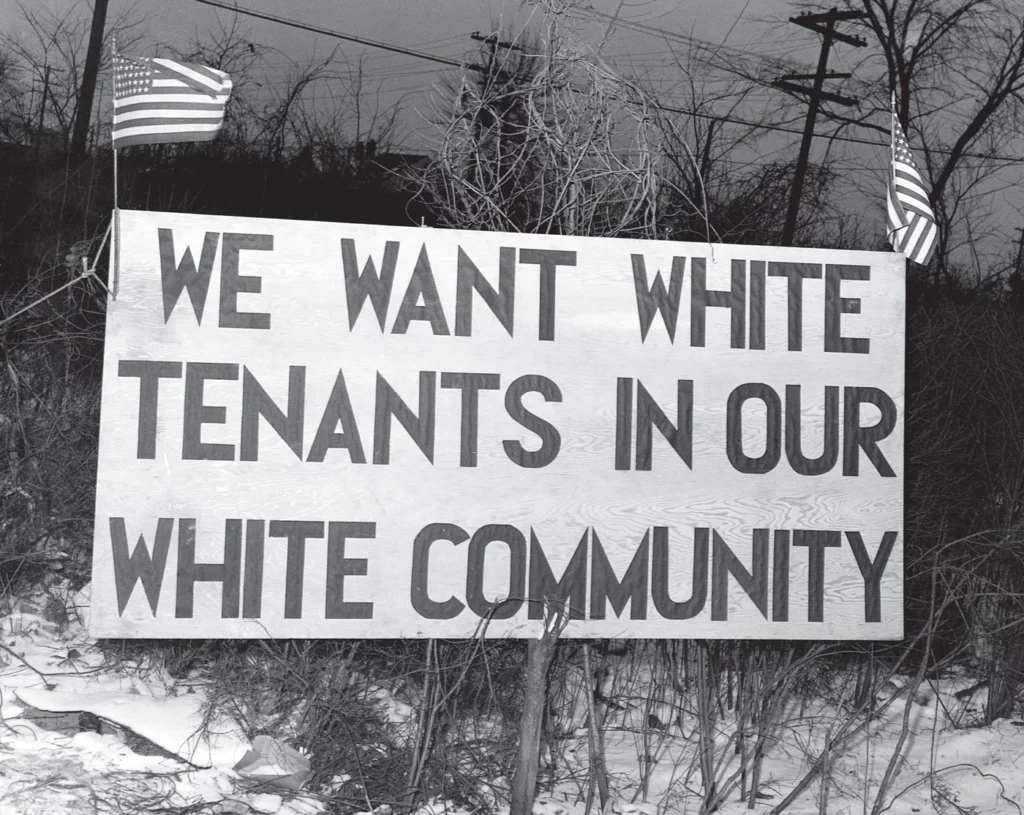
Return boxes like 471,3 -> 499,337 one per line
91,211 -> 905,639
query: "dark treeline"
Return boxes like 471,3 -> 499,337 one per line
0,139 -> 432,297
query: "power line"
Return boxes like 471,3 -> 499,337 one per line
189,0 -> 481,72
649,101 -> 1024,163
186,0 -> 1024,165
564,6 -> 803,76
567,6 -> 1024,164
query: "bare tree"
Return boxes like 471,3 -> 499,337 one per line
299,53 -> 405,154
418,17 -> 706,240
0,45 -> 34,143
173,17 -> 402,166
0,0 -> 144,150
646,46 -> 853,247
526,4 -> 857,247
168,13 -> 268,153
801,0 -> 1024,277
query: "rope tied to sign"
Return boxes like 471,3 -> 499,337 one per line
0,219 -> 115,331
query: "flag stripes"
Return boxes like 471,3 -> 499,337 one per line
112,54 -> 232,148
886,107 -> 937,266
149,58 -> 227,93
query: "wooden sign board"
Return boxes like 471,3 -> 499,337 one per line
91,210 -> 905,639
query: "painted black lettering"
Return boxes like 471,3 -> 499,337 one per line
710,528 -> 769,620
767,262 -> 822,351
374,372 -> 436,464
110,516 -> 173,615
441,372 -> 501,467
503,375 -> 561,468
590,530 -> 648,620
793,530 -> 841,622
410,523 -> 468,619
631,254 -> 684,342
325,521 -> 375,619
240,366 -> 305,461
158,229 -> 219,324
182,362 -> 239,461
846,531 -> 897,623
268,520 -> 324,619
785,385 -> 839,475
651,526 -> 708,620
455,246 -> 515,337
528,529 -> 587,618
392,244 -> 450,335
825,265 -> 870,354
307,369 -> 366,463
518,248 -> 576,341
843,387 -> 897,477
175,518 -> 241,619
242,520 -> 265,618
726,383 -> 782,474
219,233 -> 272,329
466,524 -> 526,619
615,378 -> 632,471
635,380 -> 693,470
749,260 -> 766,350
341,238 -> 399,331
772,530 -> 790,621
118,360 -> 182,459
691,257 -> 745,348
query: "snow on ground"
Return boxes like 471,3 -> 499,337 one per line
1,583 -> 1023,815
0,584 -> 322,815
532,667 -> 1024,815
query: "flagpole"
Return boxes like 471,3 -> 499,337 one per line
890,91 -> 896,177
111,36 -> 119,300
886,91 -> 904,257
888,91 -> 904,256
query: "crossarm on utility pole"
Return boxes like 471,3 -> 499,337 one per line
777,8 -> 866,246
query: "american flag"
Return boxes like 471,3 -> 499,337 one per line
112,54 -> 232,148
887,105 -> 937,266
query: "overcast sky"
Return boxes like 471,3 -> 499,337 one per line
115,0 -> 798,66
6,2 -> 1020,271
3,0 -> 805,149
10,0 -> 944,254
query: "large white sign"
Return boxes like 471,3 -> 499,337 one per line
91,210 -> 905,639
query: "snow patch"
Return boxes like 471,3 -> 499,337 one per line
15,687 -> 250,769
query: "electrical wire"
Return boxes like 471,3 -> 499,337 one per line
189,0 -> 480,71
186,0 -> 1024,164
563,5 -> 805,75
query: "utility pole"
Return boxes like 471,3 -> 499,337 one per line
468,31 -> 521,78
466,32 -> 523,185
774,8 -> 866,246
71,0 -> 109,157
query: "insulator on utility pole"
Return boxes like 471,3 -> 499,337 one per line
468,31 -> 521,78
774,8 -> 867,246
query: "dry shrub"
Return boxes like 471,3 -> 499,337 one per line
1,263 -> 104,602
106,638 -> 528,813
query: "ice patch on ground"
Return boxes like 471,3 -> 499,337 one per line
0,584 -> 323,815
14,687 -> 250,768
